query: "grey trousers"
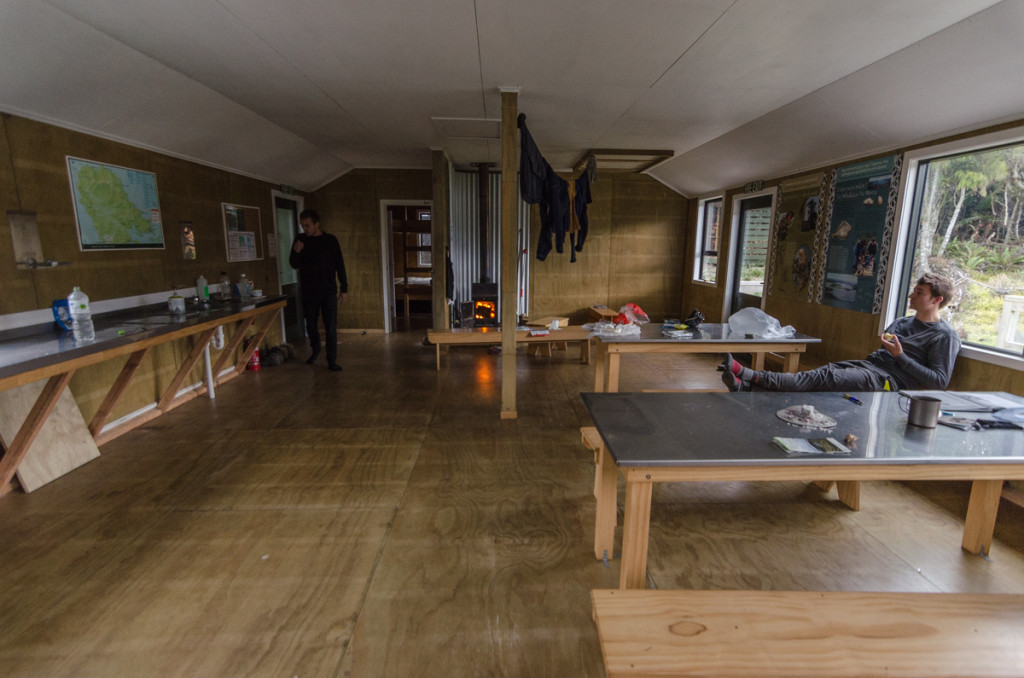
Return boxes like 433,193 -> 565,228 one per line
756,360 -> 890,392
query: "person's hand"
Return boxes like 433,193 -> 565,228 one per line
339,292 -> 348,303
881,332 -> 902,358
292,239 -> 304,253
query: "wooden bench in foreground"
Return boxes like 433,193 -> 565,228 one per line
426,326 -> 592,370
591,588 -> 1024,677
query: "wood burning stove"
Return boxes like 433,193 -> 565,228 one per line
469,162 -> 499,328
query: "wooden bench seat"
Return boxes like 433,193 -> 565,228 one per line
591,588 -> 1024,677
426,326 -> 592,370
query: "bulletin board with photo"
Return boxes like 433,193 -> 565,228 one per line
766,172 -> 825,302
222,203 -> 264,262
816,155 -> 903,314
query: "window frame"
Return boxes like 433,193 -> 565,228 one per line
883,125 -> 1024,370
692,195 -> 723,286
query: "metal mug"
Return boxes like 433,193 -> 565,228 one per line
903,394 -> 941,428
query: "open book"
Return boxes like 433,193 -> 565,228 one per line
773,437 -> 852,456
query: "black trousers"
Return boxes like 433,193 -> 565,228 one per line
302,290 -> 338,364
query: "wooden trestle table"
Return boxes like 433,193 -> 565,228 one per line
583,390 -> 1024,589
0,296 -> 285,495
592,323 -> 820,392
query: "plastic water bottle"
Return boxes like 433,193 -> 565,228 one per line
67,286 -> 95,342
219,271 -> 231,300
238,273 -> 250,300
196,274 -> 208,301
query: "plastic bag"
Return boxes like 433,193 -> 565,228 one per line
727,307 -> 795,338
615,303 -> 649,325
583,321 -> 642,337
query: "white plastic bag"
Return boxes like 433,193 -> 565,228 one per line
583,321 -> 642,337
727,307 -> 795,338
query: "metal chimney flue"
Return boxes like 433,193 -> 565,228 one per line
470,162 -> 498,327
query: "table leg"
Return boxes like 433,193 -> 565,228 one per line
580,338 -> 591,364
593,342 -> 607,392
752,352 -> 765,371
783,351 -> 801,373
89,348 -> 149,438
836,480 -> 861,511
594,446 -> 618,561
619,478 -> 653,589
962,479 -> 1003,555
606,354 -> 621,393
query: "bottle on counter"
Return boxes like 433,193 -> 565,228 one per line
196,274 -> 209,301
238,273 -> 250,300
67,286 -> 96,343
219,271 -> 231,300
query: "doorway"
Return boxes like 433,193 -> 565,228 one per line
272,191 -> 304,344
380,200 -> 433,333
724,192 -> 774,318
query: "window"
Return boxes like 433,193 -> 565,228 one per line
417,233 -> 432,267
694,197 -> 722,283
889,128 -> 1024,365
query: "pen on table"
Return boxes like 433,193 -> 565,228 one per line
841,393 -> 863,406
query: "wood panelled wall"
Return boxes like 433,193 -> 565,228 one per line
529,174 -> 688,324
680,119 -> 1024,396
1,113 -> 287,424
308,169 -> 433,330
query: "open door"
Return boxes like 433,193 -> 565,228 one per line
723,192 -> 774,318
273,192 -> 304,344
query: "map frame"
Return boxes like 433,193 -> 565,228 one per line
66,156 -> 165,251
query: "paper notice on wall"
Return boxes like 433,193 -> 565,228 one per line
228,231 -> 257,260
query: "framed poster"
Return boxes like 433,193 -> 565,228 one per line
181,221 -> 196,260
66,156 -> 164,250
222,203 -> 263,261
766,172 -> 825,301
817,155 -> 902,314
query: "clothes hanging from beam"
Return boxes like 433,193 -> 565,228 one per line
518,114 -> 594,263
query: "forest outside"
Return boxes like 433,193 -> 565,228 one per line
908,143 -> 1024,354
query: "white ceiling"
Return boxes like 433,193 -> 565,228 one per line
2,0 -> 1022,196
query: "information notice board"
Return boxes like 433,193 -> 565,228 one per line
817,155 -> 902,314
767,172 -> 826,302
222,203 -> 263,262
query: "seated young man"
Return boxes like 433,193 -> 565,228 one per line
721,273 -> 961,392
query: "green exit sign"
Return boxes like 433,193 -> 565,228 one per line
743,180 -> 764,193
279,185 -> 295,195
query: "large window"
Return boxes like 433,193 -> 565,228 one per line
694,197 -> 722,283
890,129 -> 1024,363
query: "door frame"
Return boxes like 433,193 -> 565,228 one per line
271,190 -> 304,342
379,199 -> 432,334
721,188 -> 777,320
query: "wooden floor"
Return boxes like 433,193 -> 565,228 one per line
1,332 -> 1023,677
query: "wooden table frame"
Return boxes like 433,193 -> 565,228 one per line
427,326 -> 593,370
0,300 -> 284,494
588,431 -> 1022,589
592,336 -> 808,393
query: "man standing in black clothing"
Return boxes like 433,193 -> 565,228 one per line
290,209 -> 347,371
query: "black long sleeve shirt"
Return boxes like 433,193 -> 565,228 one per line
289,232 -> 347,296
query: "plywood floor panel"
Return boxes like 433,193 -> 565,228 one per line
1,507 -> 392,678
2,331 -> 1023,677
